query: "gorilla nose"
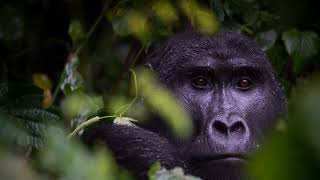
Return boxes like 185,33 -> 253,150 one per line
212,120 -> 247,137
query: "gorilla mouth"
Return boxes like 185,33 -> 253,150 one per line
190,154 -> 247,166
188,154 -> 248,180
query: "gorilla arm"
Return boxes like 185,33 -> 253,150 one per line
82,124 -> 182,178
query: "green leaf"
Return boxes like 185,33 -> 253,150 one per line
266,44 -> 288,75
282,29 -> 320,59
148,161 -> 161,180
282,29 -> 320,76
8,108 -> 60,123
40,127 -> 122,180
256,30 -> 278,51
68,20 -> 86,47
210,0 -> 225,21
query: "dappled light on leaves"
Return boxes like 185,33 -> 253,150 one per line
152,0 -> 178,25
180,0 -> 219,35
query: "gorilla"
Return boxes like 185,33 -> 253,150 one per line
83,31 -> 287,180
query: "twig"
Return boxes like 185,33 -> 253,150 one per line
68,115 -> 116,139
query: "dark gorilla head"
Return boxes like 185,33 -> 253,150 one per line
146,31 -> 287,179
83,31 -> 287,180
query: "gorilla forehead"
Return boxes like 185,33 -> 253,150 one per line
148,31 -> 273,81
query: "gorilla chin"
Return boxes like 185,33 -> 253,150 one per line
189,154 -> 248,180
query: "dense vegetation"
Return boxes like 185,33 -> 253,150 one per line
0,0 -> 320,179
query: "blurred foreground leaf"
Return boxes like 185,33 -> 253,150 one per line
40,127 -> 128,180
136,69 -> 193,139
108,9 -> 151,44
0,152 -> 40,180
152,0 -> 178,25
148,161 -> 201,180
249,75 -> 320,180
180,0 -> 219,35
0,84 -> 60,150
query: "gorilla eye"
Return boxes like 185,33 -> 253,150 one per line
191,77 -> 210,89
236,78 -> 253,90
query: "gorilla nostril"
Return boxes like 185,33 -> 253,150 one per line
212,121 -> 228,135
230,121 -> 246,134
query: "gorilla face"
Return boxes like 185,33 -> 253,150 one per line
147,31 -> 286,179
83,31 -> 287,180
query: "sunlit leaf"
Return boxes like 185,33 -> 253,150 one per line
152,0 -> 178,25
108,9 -> 151,44
136,69 -> 193,138
180,0 -> 219,35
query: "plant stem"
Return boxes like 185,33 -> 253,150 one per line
68,115 -> 116,139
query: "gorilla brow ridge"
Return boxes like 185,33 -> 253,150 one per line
148,31 -> 272,83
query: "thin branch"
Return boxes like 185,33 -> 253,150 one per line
68,115 -> 116,139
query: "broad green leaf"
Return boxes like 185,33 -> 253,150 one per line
256,30 -> 277,51
0,83 -> 61,150
282,29 -> 320,59
282,29 -> 320,76
8,108 -> 60,123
